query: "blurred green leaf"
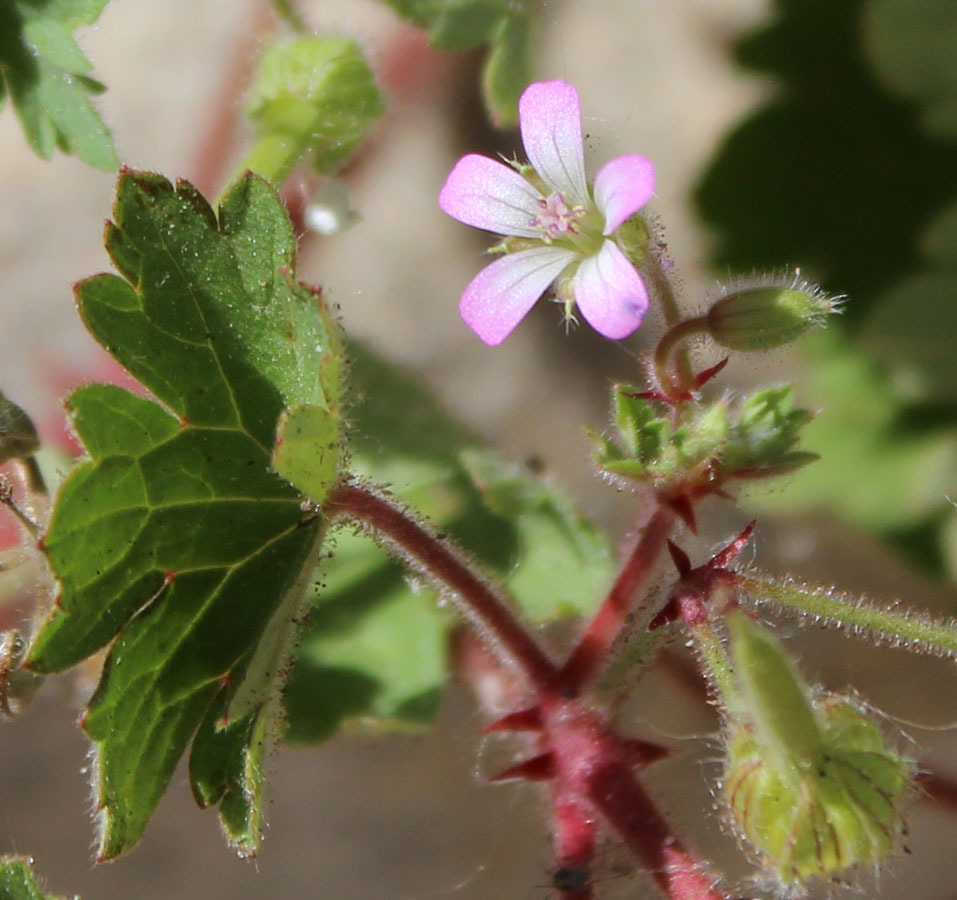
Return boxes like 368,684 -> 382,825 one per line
482,12 -> 532,126
0,0 -> 117,170
695,0 -> 957,317
25,170 -> 343,859
284,343 -> 615,744
746,337 -> 957,532
381,0 -> 532,125
696,0 -> 957,578
864,0 -> 957,139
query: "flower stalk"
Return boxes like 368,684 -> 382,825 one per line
559,505 -> 675,693
734,572 -> 957,659
324,481 -> 558,691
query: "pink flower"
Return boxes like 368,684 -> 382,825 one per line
439,80 -> 655,346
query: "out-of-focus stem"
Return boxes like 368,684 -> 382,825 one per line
192,4 -> 273,198
324,482 -> 557,691
550,787 -> 596,900
232,134 -> 304,189
560,506 -> 674,693
587,762 -> 727,900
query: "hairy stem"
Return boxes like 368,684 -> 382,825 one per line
644,256 -> 695,390
324,482 -> 557,691
653,316 -> 708,397
687,620 -> 739,714
587,762 -> 726,900
735,573 -> 957,659
559,505 -> 674,693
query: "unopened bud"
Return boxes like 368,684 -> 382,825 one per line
706,276 -> 840,352
245,36 -> 384,176
723,612 -> 911,886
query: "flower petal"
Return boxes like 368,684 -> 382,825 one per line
593,154 -> 655,235
519,81 -> 588,208
572,240 -> 648,340
460,247 -> 578,346
439,154 -> 543,238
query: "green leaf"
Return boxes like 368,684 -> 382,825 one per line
746,338 -> 957,531
25,170 -> 344,858
427,0 -> 509,50
482,11 -> 532,126
242,36 -> 384,181
0,857 -> 66,900
284,343 -> 614,743
0,0 -> 117,170
381,0 -> 532,125
864,0 -> 957,139
863,270 -> 957,403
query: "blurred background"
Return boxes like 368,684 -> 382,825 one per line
2,0 -> 956,897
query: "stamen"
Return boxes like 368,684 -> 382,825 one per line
531,191 -> 586,240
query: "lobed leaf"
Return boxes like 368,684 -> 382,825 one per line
0,0 -> 117,170
25,170 -> 344,858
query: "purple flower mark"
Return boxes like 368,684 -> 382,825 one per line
439,80 -> 655,346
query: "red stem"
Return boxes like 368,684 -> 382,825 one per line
191,3 -> 273,197
325,482 -> 557,691
550,785 -> 597,900
919,770 -> 957,815
587,762 -> 726,900
560,506 -> 674,693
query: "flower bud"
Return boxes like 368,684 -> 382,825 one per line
723,612 -> 912,886
245,36 -> 384,176
706,277 -> 840,352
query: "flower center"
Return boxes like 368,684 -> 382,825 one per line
531,191 -> 586,240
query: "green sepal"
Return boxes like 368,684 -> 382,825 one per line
594,382 -> 817,492
723,385 -> 816,477
725,611 -> 913,885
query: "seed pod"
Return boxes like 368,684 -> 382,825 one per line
724,612 -> 912,886
706,278 -> 839,352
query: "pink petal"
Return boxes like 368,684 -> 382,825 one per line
593,155 -> 655,235
572,240 -> 648,340
439,154 -> 543,238
519,81 -> 588,208
460,247 -> 578,346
